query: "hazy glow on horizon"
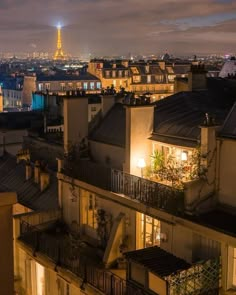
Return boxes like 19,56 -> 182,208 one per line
0,0 -> 235,56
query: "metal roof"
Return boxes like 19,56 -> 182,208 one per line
37,72 -> 100,82
219,102 -> 236,139
0,153 -> 59,211
125,246 -> 190,277
153,91 -> 231,146
89,103 -> 126,147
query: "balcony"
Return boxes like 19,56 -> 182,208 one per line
17,217 -> 126,295
61,159 -> 184,215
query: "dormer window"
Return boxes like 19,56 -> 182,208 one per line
133,76 -> 141,83
112,71 -> 116,78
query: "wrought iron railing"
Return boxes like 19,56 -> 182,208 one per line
62,160 -> 184,215
166,257 -> 221,295
111,170 -> 184,214
19,220 -> 126,295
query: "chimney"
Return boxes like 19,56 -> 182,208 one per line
40,172 -> 50,191
102,95 -> 115,117
188,63 -> 207,91
64,96 -> 88,154
34,161 -> 40,184
25,162 -> 32,180
123,104 -> 154,176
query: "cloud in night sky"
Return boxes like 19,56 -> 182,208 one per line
0,0 -> 235,56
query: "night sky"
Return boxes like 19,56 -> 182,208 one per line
0,0 -> 235,56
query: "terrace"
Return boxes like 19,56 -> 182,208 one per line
16,211 -> 221,295
61,158 -> 185,216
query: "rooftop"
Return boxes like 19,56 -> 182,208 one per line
37,72 -> 100,82
186,208 -> 236,238
125,246 -> 190,277
0,153 -> 58,211
153,90 -> 233,147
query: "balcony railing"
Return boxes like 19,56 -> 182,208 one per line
62,160 -> 184,215
111,170 -> 184,215
19,220 -> 126,295
166,257 -> 221,295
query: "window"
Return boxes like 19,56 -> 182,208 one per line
38,83 -> 43,91
131,67 -> 139,74
133,76 -> 141,83
140,214 -> 160,248
118,70 -> 123,77
45,83 -> 50,90
90,82 -> 95,90
60,83 -> 65,91
83,82 -> 88,90
76,82 -> 82,89
91,106 -> 96,112
86,194 -> 97,229
68,82 -> 73,89
105,70 -> 110,78
124,70 -> 129,77
147,75 -> 151,83
155,75 -> 164,83
96,82 -> 101,89
112,71 -> 116,78
168,75 -> 175,82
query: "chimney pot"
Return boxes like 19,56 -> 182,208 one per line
34,161 -> 41,184
40,172 -> 50,191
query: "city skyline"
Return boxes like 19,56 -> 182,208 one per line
0,0 -> 235,57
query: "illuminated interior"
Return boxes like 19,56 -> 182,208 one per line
140,213 -> 161,248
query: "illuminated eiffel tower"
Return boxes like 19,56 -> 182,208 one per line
53,24 -> 66,60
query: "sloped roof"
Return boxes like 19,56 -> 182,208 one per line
89,103 -> 126,147
125,246 -> 190,277
219,60 -> 236,78
0,153 -> 58,211
219,102 -> 236,139
152,91 -> 231,147
37,72 -> 99,82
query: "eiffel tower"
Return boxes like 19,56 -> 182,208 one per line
53,23 -> 66,60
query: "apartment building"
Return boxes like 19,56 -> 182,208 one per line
13,77 -> 236,295
22,71 -> 101,107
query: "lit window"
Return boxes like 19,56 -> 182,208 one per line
112,71 -> 116,78
38,83 -> 43,91
76,82 -> 82,89
147,75 -> 151,83
90,82 -> 95,90
140,214 -> 160,248
131,67 -> 139,74
133,76 -> 141,83
86,194 -> 97,229
96,82 -> 101,89
60,83 -> 65,91
105,71 -> 110,78
68,82 -> 73,89
45,83 -> 50,90
118,70 -> 123,77
83,82 -> 88,90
